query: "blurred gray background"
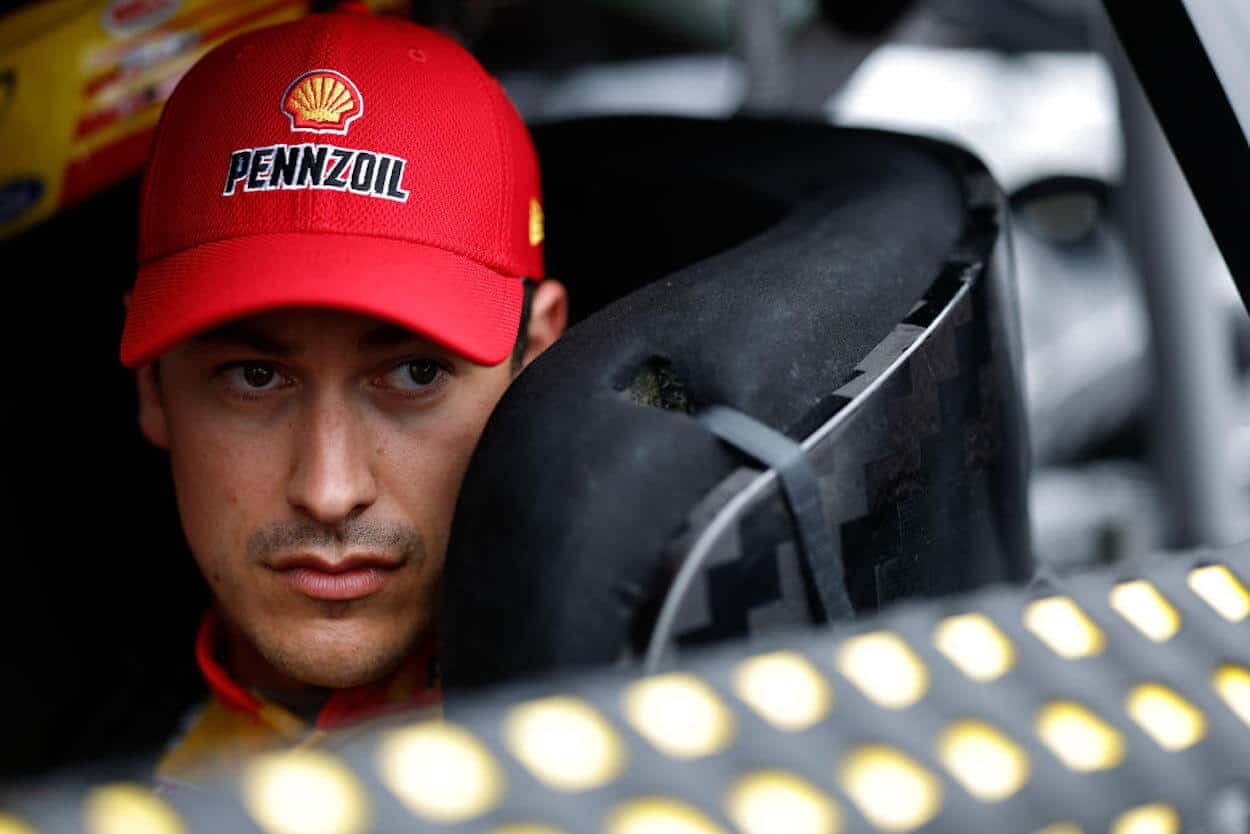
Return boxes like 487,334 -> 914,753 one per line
450,0 -> 1250,570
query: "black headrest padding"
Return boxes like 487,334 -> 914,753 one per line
442,117 -> 969,687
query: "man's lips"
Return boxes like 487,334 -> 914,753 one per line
268,554 -> 402,601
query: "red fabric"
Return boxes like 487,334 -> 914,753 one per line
195,609 -> 441,728
121,8 -> 543,368
124,231 -> 523,366
195,611 -> 263,714
315,630 -> 441,730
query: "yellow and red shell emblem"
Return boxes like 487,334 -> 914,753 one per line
281,70 -> 362,135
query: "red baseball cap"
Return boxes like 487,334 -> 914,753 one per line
120,7 -> 544,368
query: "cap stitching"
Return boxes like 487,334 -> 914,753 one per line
471,61 -> 509,259
308,15 -> 335,229
141,229 -> 528,278
496,81 -> 516,260
138,71 -> 181,259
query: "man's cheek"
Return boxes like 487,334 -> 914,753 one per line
169,435 -> 276,590
423,423 -> 490,559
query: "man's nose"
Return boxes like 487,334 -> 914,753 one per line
286,393 -> 378,526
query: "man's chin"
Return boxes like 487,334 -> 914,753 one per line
252,616 -> 420,689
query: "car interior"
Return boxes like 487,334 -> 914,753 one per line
2,0 -> 1247,830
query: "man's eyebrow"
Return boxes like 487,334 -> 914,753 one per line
357,324 -> 426,349
188,322 -> 301,356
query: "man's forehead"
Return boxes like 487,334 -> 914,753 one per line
185,309 -> 440,356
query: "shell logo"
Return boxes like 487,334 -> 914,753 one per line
281,70 -> 362,135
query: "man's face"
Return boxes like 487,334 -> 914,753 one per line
142,308 -> 518,689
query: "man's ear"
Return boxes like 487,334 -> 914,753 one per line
520,278 -> 568,368
136,364 -> 170,449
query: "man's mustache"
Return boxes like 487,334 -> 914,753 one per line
247,518 -> 425,562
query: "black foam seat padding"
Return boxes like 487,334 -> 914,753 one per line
441,117 -> 972,688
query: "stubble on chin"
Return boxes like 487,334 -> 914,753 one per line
220,517 -> 432,689
245,605 -> 430,689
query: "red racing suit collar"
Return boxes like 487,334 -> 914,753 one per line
195,609 -> 441,731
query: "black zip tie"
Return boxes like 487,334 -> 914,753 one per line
696,404 -> 854,622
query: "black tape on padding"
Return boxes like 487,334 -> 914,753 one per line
696,404 -> 854,622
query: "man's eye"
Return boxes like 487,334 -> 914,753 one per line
381,359 -> 445,392
223,362 -> 285,391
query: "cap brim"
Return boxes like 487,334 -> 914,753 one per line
121,232 -> 525,368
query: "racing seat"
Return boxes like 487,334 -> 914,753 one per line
441,116 -> 1032,688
